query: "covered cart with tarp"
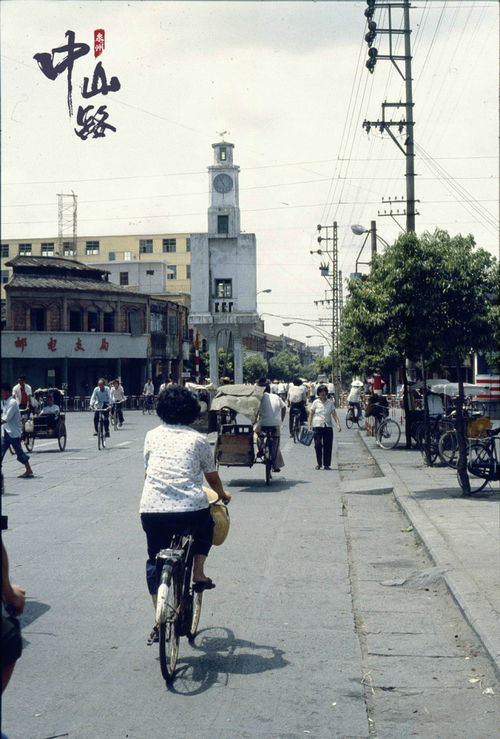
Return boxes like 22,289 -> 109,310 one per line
211,384 -> 266,472
185,382 -> 216,434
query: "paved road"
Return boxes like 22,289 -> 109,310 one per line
2,411 -> 498,738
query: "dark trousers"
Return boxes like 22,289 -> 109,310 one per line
112,403 -> 124,424
93,408 -> 110,433
313,427 -> 333,467
141,508 -> 214,595
1,432 -> 29,465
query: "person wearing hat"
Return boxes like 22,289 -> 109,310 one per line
140,384 -> 230,645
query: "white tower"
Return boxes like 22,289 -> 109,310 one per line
189,140 -> 259,385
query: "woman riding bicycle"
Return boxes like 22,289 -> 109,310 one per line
140,384 -> 230,644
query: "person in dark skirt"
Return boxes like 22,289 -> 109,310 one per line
140,385 -> 230,643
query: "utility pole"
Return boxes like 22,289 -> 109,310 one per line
57,192 -> 77,257
312,222 -> 342,401
362,0 -> 418,232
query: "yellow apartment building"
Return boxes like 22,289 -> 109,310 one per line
1,232 -> 192,300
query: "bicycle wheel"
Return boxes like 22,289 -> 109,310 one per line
24,434 -> 34,452
263,437 -> 273,485
98,422 -> 105,450
57,423 -> 67,451
188,591 -> 203,642
457,467 -> 489,495
420,436 -> 439,466
438,430 -> 458,468
142,400 -> 147,415
357,416 -> 366,431
345,410 -> 353,430
159,571 -> 180,683
376,418 -> 401,449
112,408 -> 118,431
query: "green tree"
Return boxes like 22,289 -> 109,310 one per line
243,354 -> 269,383
268,350 -> 302,381
339,230 -> 498,489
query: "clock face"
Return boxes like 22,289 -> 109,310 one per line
213,173 -> 233,194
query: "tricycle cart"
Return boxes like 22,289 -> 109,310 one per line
211,384 -> 279,485
23,388 -> 67,452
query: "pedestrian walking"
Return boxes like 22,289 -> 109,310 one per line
1,383 -> 34,478
308,384 -> 341,470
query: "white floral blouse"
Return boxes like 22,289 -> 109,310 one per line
140,424 -> 215,513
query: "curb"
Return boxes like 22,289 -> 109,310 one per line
357,431 -> 500,678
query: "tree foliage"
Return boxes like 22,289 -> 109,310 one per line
243,354 -> 269,383
268,350 -> 302,381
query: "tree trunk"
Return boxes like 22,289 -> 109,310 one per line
402,357 -> 412,448
455,359 -> 471,495
421,355 -> 432,466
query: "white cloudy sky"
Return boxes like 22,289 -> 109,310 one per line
1,0 -> 498,344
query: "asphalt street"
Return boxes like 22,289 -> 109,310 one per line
2,411 -> 498,739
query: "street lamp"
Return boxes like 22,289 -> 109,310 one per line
282,321 -> 333,349
350,220 -> 388,276
257,288 -> 272,295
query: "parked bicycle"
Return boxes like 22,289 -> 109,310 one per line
457,428 -> 500,495
365,397 -> 401,449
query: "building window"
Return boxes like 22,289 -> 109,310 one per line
139,239 -> 153,254
41,242 -> 55,257
30,307 -> 46,331
1,270 -> 9,285
167,315 -> 178,335
186,237 -> 191,252
18,243 -> 32,256
69,310 -> 83,332
150,312 -> 163,332
186,264 -> 191,280
220,147 -> 227,161
163,238 -> 176,253
108,252 -> 116,261
215,278 -> 232,298
63,241 -> 76,256
217,215 -> 229,234
88,311 -> 99,332
119,272 -> 129,285
123,251 -> 132,261
1,244 -> 9,258
85,240 -> 100,255
103,312 -> 115,332
167,265 -> 177,280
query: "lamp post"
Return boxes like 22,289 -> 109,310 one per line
257,289 -> 272,295
350,221 -> 390,275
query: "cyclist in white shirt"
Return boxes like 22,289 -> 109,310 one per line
308,384 -> 341,470
90,379 -> 112,437
110,380 -> 126,427
143,378 -> 155,411
287,379 -> 308,435
255,380 -> 286,472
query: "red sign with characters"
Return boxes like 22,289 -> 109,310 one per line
94,29 -> 105,58
14,336 -> 27,352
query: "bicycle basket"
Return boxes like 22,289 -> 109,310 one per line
204,487 -> 230,545
299,428 -> 314,446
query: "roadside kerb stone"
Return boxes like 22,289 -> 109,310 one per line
357,431 -> 500,677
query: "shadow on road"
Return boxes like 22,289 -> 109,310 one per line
18,599 -> 52,648
166,626 -> 289,695
413,486 -> 500,501
227,479 -> 310,493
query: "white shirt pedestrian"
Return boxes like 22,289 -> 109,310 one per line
309,398 -> 337,428
1,397 -> 23,437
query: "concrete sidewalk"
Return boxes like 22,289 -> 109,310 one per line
353,430 -> 500,677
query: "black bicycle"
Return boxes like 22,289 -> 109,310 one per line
345,402 -> 365,430
457,427 -> 500,495
258,427 -> 279,485
94,408 -> 110,450
110,400 -> 124,431
290,406 -> 302,443
155,534 -> 204,683
142,395 -> 155,415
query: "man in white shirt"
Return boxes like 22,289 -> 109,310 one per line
143,378 -> 155,411
90,379 -> 112,437
40,395 -> 60,414
110,380 -> 126,427
287,379 -> 308,435
1,382 -> 34,478
256,380 -> 286,472
12,376 -> 36,417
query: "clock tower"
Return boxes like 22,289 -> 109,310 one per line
189,140 -> 259,385
208,141 -> 241,236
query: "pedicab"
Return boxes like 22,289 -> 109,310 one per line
23,388 -> 67,452
211,384 -> 279,485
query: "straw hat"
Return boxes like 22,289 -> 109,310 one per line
204,487 -> 230,546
